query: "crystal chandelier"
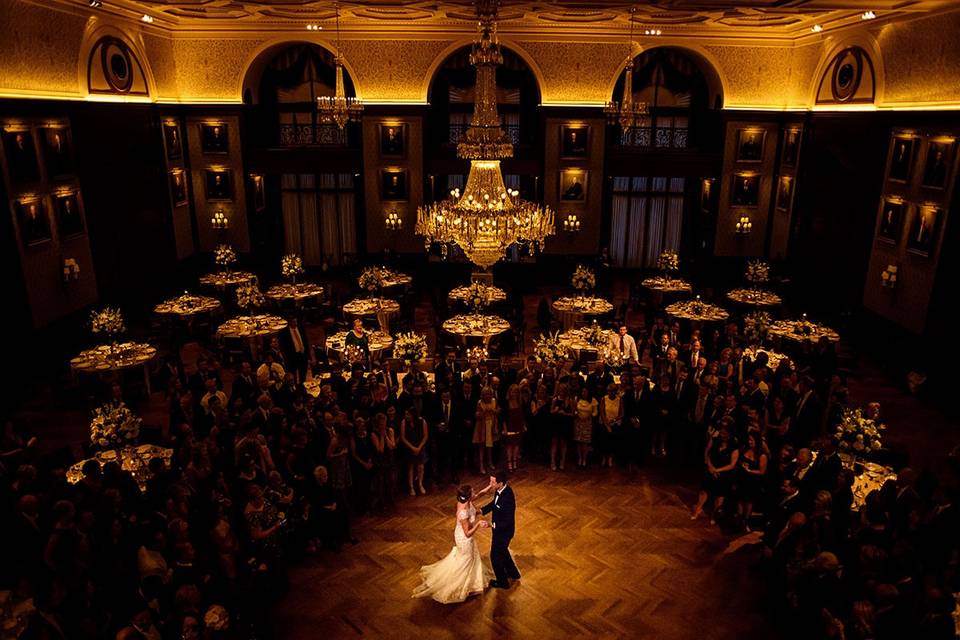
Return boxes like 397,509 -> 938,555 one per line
416,0 -> 554,269
316,3 -> 363,129
604,7 -> 649,131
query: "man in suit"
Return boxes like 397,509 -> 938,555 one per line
683,338 -> 704,373
623,368 -> 652,469
652,333 -> 672,371
609,325 -> 639,364
793,375 -> 822,447
433,387 -> 460,484
282,317 -> 311,383
480,469 -> 521,589
230,361 -> 257,409
434,351 -> 461,386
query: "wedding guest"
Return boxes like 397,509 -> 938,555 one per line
503,384 -> 525,471
598,383 -> 623,468
472,387 -> 499,475
736,431 -> 768,530
401,408 -> 429,496
573,386 -> 597,468
550,383 -> 575,471
692,422 -> 739,523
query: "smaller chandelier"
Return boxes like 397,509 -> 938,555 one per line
316,3 -> 363,129
604,8 -> 649,131
385,210 -> 403,232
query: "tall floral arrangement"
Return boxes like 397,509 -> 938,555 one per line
743,310 -> 772,346
236,281 -> 265,313
534,332 -> 566,365
745,260 -> 770,285
341,343 -> 365,365
657,251 -> 679,273
466,346 -> 488,362
465,281 -> 492,311
281,254 -> 304,283
834,408 -> 884,459
90,307 -> 125,339
90,403 -> 141,449
214,244 -> 237,271
583,321 -> 607,349
358,267 -> 385,294
571,265 -> 596,292
394,332 -> 428,364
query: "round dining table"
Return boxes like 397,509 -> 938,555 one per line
726,288 -> 782,307
343,297 -> 401,334
552,296 -> 614,331
70,342 -> 158,395
442,314 -> 511,346
199,270 -> 256,289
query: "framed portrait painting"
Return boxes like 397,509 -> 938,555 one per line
2,129 -> 40,185
170,169 -> 188,206
201,123 -> 228,154
736,129 -> 765,163
15,198 -> 51,246
163,122 -> 183,160
205,169 -> 232,201
379,124 -> 406,158
560,125 -> 589,158
731,173 -> 760,207
907,205 -> 941,256
876,199 -> 904,243
782,128 -> 801,168
250,174 -> 266,211
55,192 -> 85,237
700,178 -> 714,213
775,175 -> 793,212
559,169 -> 587,202
381,169 -> 408,201
42,127 -> 73,179
921,140 -> 955,189
887,136 -> 915,183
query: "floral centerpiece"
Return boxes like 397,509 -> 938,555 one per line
744,310 -> 772,346
534,332 -> 566,365
236,281 -> 265,314
745,260 -> 770,286
602,346 -> 626,369
657,251 -> 679,273
281,254 -> 304,283
834,407 -> 885,461
394,332 -> 428,365
571,265 -> 596,292
358,267 -> 385,294
466,346 -> 488,362
466,281 -> 491,311
90,307 -> 125,339
90,403 -> 141,449
341,343 -> 365,365
583,321 -> 607,349
214,244 -> 237,272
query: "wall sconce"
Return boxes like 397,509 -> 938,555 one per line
211,209 -> 229,229
385,210 -> 403,232
881,264 -> 898,289
63,258 -> 80,283
562,214 -> 581,234
735,215 -> 753,234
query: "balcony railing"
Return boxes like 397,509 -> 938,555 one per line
448,122 -> 521,146
279,123 -> 347,147
618,125 -> 688,149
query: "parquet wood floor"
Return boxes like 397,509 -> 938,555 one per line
274,464 -> 783,640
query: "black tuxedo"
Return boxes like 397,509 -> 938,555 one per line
282,325 -> 311,381
481,484 -> 520,585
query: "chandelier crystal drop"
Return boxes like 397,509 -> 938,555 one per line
316,3 -> 363,129
604,6 -> 649,131
415,0 -> 554,269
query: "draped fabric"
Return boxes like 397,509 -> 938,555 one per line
608,176 -> 686,268
280,173 -> 357,266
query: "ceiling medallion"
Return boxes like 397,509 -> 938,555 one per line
604,6 -> 649,132
415,0 -> 554,270
315,2 -> 363,129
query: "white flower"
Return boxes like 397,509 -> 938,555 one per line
90,403 -> 141,449
466,282 -> 491,311
394,332 -> 428,364
745,260 -> 770,284
236,282 -> 265,309
90,307 -> 125,337
214,244 -> 236,268
358,267 -> 386,292
534,332 -> 566,364
657,251 -> 679,272
281,254 -> 304,280
571,265 -> 596,291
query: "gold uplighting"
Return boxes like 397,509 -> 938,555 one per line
415,0 -> 554,270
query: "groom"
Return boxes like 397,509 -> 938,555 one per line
481,469 -> 521,589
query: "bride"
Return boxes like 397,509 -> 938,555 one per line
412,484 -> 494,603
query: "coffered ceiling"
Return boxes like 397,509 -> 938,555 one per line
74,0 -> 958,41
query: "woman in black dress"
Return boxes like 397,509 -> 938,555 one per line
400,408 -> 428,496
736,431 -> 768,530
549,382 -> 575,471
350,417 -> 375,514
691,420 -> 739,523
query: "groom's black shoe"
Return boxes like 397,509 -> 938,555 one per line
488,580 -> 509,589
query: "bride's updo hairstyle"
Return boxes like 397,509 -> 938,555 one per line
456,485 -> 472,503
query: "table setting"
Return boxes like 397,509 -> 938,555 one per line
266,282 -> 325,303
216,314 -> 288,339
557,325 -> 616,356
552,296 -> 615,330
325,330 -> 394,361
448,282 -> 507,307
154,292 -> 222,317
742,346 -> 793,372
442,314 -> 511,344
67,444 -> 174,492
665,298 -> 729,323
642,275 -> 693,294
726,288 -> 782,307
768,317 -> 840,343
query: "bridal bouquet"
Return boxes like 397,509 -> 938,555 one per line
394,332 -> 428,364
281,254 -> 304,282
236,282 -> 265,311
358,267 -> 385,293
534,332 -> 566,365
90,403 -> 141,449
743,310 -> 772,346
571,265 -> 596,292
90,307 -> 125,338
466,281 -> 491,311
214,244 -> 237,270
745,260 -> 770,285
583,321 -> 607,349
657,251 -> 680,273
834,407 -> 884,458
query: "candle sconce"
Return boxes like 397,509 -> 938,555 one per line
735,215 -> 753,235
385,209 -> 403,232
562,213 -> 581,234
211,209 -> 229,230
63,258 -> 80,284
881,264 -> 898,289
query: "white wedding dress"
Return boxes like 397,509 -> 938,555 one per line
412,503 -> 493,603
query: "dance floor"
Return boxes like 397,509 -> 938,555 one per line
275,465 -> 782,640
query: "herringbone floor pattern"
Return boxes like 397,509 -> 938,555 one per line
275,465 -> 782,640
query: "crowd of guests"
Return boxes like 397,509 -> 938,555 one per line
1,307 -> 958,639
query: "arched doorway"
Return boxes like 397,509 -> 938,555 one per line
606,47 -> 721,268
